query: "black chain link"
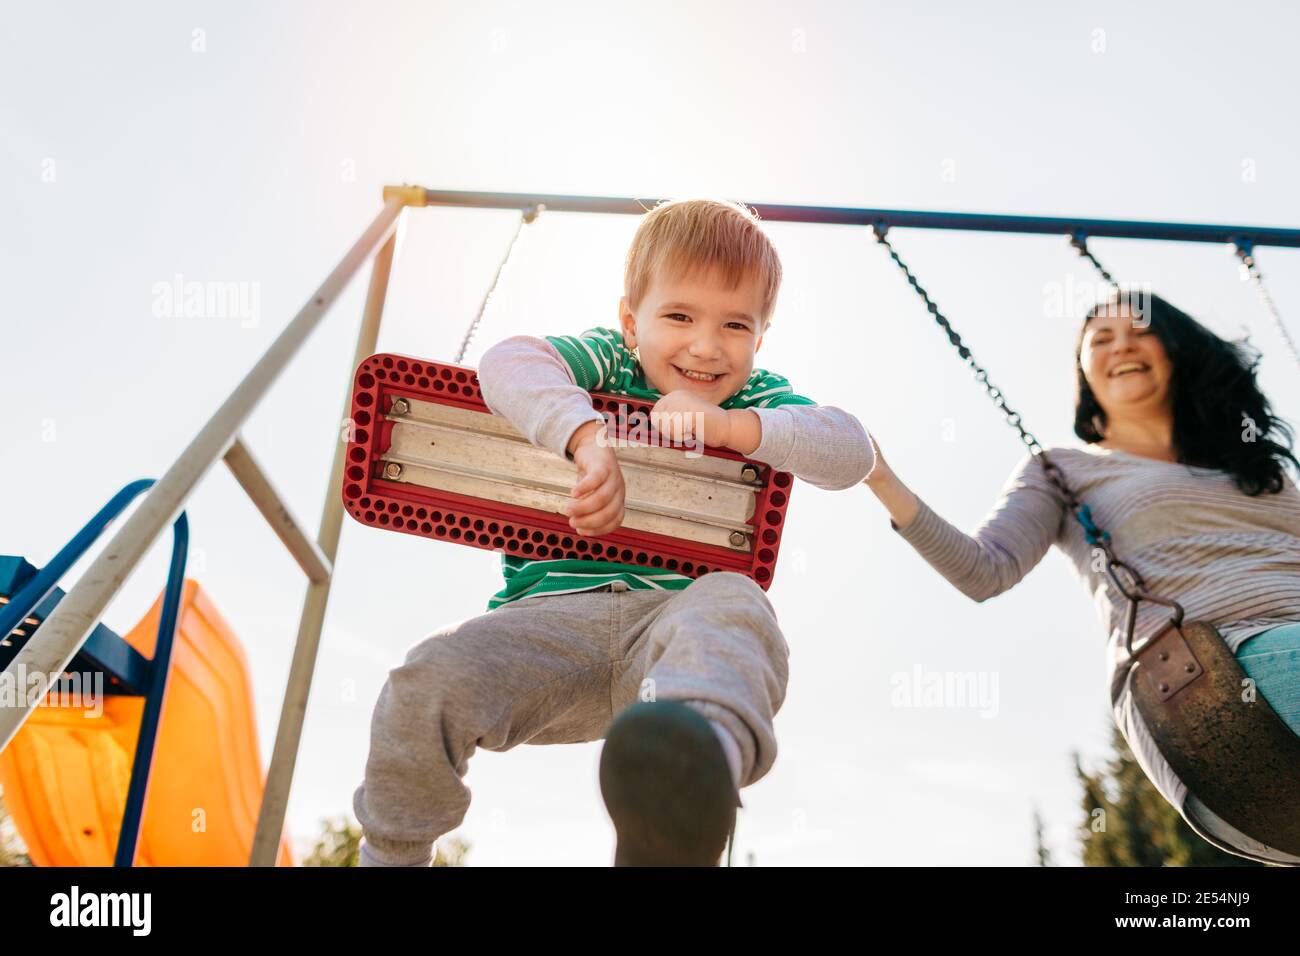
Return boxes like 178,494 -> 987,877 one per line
871,223 -> 1047,456
1069,232 -> 1120,289
1233,241 -> 1300,370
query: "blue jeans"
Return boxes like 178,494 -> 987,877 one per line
1235,621 -> 1300,735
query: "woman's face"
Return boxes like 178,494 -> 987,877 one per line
1079,306 -> 1174,423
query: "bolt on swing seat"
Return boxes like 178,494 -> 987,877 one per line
341,355 -> 794,588
877,224 -> 1300,860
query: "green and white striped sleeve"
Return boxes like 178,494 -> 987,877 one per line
544,328 -> 626,392
732,368 -> 818,409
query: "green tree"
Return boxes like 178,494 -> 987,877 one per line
1032,808 -> 1053,866
1074,726 -> 1260,867
302,816 -> 470,867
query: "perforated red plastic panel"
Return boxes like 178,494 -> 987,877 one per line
342,354 -> 793,589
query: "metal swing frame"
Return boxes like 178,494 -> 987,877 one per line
2,183 -> 1297,867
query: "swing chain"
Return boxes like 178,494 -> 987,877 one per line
872,224 -> 1185,659
1068,231 -> 1120,289
871,224 -> 1045,456
1232,239 -> 1300,370
454,203 -> 546,365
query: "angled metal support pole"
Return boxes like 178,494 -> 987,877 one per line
249,219 -> 402,865
224,437 -> 333,584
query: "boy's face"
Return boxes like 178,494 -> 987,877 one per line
618,265 -> 766,405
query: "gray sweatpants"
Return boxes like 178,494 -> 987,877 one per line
351,571 -> 789,860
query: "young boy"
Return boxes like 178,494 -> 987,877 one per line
352,198 -> 874,866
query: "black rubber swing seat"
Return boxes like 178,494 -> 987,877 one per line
1130,620 -> 1300,857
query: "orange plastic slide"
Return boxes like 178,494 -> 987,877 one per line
0,580 -> 295,866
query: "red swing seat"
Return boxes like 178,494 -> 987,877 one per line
342,354 -> 793,588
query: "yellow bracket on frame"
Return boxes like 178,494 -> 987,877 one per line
382,184 -> 429,207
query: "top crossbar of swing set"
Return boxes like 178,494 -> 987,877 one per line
383,184 -> 1300,247
4,183 -> 1297,871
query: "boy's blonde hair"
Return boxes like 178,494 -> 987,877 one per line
624,198 -> 782,329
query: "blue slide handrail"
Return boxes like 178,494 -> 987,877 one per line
0,479 -> 155,641
0,480 -> 189,867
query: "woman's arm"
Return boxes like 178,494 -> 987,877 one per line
864,438 -> 921,527
865,436 -> 1067,602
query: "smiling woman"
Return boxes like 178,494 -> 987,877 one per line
865,289 -> 1300,863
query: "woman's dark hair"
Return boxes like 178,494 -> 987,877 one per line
1073,290 -> 1298,495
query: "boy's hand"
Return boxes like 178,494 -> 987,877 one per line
564,424 -> 626,536
650,390 -> 731,447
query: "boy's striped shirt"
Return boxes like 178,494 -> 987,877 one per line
486,326 -> 814,610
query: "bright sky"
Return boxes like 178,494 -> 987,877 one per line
3,1 -> 1298,865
